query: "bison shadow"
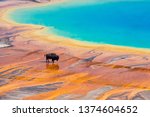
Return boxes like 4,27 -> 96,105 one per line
46,63 -> 59,71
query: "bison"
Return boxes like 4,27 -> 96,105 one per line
44,53 -> 59,63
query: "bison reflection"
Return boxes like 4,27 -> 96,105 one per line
46,63 -> 59,71
45,53 -> 59,63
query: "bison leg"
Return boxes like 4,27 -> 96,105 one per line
52,59 -> 54,63
46,59 -> 49,63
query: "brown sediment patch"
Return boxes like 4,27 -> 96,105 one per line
132,90 -> 150,100
0,82 -> 63,100
79,86 -> 114,100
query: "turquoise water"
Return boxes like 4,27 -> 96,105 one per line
10,1 -> 150,48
